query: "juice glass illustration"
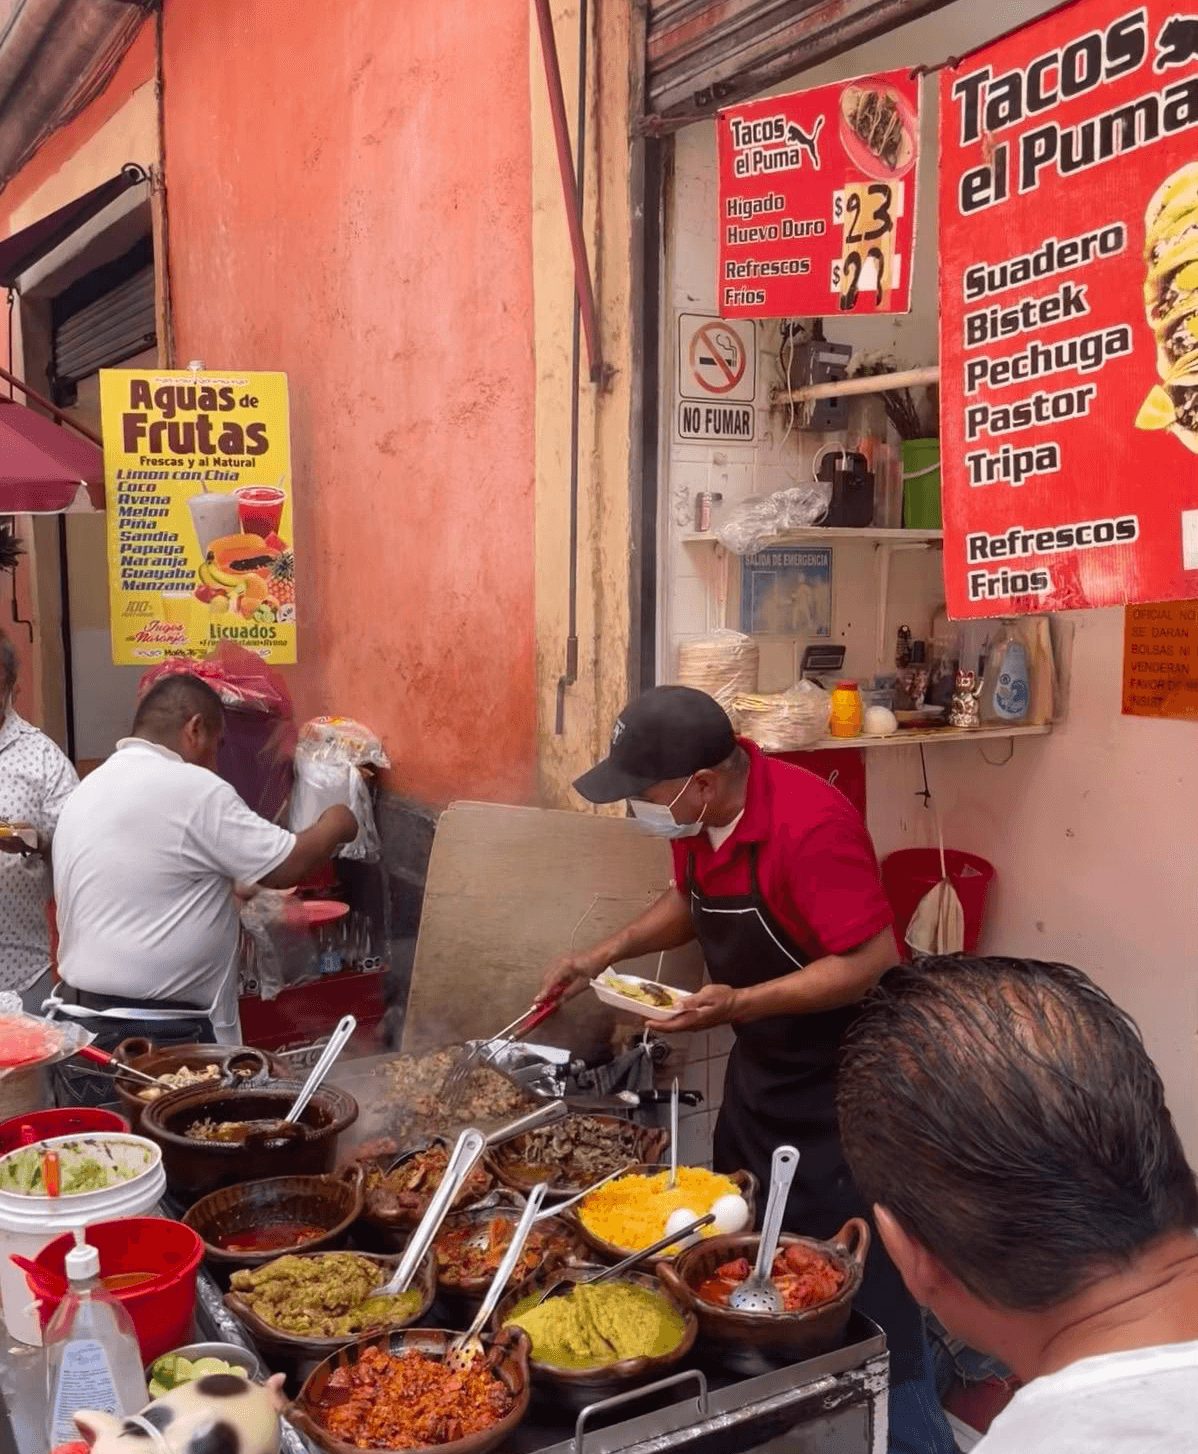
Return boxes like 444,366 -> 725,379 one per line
236,485 -> 287,539
188,491 -> 240,555
161,593 -> 202,641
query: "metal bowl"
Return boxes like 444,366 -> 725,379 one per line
491,1265 -> 698,1413
656,1219 -> 870,1363
433,1203 -> 581,1324
355,1138 -> 495,1250
485,1114 -> 667,1196
290,1326 -> 531,1454
565,1163 -> 758,1264
112,1041 -> 289,1131
224,1247 -> 436,1382
146,1340 -> 265,1385
140,1081 -> 359,1205
182,1168 -> 364,1285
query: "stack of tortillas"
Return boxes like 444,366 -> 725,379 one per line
677,630 -> 759,714
1137,163 -> 1198,451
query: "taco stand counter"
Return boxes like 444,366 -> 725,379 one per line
0,1259 -> 889,1454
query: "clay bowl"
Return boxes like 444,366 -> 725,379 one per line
140,1081 -> 358,1206
355,1138 -> 494,1252
112,1040 -> 289,1131
656,1218 -> 870,1366
433,1203 -> 581,1325
485,1114 -> 668,1195
224,1246 -> 436,1382
491,1265 -> 698,1413
290,1326 -> 531,1454
565,1163 -> 758,1265
182,1168 -> 365,1286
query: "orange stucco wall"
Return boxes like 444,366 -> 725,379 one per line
160,0 -> 538,807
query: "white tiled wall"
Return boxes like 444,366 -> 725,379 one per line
673,1024 -> 736,1168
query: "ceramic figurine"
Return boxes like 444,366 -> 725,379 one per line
75,1373 -> 288,1454
949,668 -> 983,729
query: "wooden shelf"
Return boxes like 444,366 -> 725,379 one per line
784,724 -> 1052,753
682,527 -> 942,545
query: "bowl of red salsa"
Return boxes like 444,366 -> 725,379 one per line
182,1167 -> 364,1285
655,1219 -> 869,1361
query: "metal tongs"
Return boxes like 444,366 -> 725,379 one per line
377,1127 -> 488,1296
441,985 -> 567,1111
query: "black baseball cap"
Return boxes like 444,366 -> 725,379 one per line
573,686 -> 736,804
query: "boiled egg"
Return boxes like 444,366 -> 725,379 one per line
710,1192 -> 750,1235
664,1207 -> 703,1247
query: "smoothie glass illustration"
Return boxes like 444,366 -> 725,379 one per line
188,491 -> 240,555
236,485 -> 287,539
162,593 -> 203,640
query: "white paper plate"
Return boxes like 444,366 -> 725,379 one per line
590,970 -> 689,1021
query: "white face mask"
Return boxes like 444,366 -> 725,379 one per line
629,775 -> 707,839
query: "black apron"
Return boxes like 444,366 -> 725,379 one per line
689,846 -> 934,1398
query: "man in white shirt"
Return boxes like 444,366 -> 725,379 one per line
0,629 -> 77,1007
837,956 -> 1198,1453
51,674 -> 356,1065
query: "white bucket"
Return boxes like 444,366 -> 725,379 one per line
0,1133 -> 166,1345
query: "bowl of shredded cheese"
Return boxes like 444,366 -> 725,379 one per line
568,1163 -> 758,1263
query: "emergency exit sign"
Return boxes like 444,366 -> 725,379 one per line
677,400 -> 755,443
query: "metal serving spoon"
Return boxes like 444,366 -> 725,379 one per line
727,1143 -> 799,1313
377,1127 -> 488,1297
445,1180 -> 550,1370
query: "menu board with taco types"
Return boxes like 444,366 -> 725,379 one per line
101,369 -> 296,665
716,70 -> 920,318
940,0 -> 1198,617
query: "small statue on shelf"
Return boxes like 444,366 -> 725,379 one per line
949,668 -> 983,729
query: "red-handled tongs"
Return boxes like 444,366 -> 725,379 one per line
440,984 -> 566,1111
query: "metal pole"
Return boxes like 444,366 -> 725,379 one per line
56,515 -> 76,762
0,362 -> 103,445
533,0 -> 603,382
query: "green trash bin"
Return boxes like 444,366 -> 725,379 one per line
902,437 -> 941,529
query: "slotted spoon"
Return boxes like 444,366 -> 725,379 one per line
445,1180 -> 549,1370
727,1143 -> 799,1313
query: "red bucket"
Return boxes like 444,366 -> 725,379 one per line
881,848 -> 995,955
0,1107 -> 128,1157
27,1217 -> 203,1361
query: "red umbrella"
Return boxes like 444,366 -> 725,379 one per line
0,395 -> 103,513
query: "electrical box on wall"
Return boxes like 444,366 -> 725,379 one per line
783,337 -> 852,432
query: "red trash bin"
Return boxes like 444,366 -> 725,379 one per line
882,848 -> 996,955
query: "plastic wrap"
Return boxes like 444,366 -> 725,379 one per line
289,717 -> 390,861
733,682 -> 832,752
137,642 -> 295,718
676,630 -> 759,714
715,485 -> 831,555
238,891 -> 318,1001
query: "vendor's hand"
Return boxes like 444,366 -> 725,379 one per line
538,951 -> 606,1005
653,983 -> 741,1034
320,804 -> 359,844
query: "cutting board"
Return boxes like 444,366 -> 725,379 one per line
400,801 -> 706,1063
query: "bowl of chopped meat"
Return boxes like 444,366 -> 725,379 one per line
290,1326 -> 531,1454
656,1220 -> 869,1365
356,1139 -> 495,1250
111,1042 -> 289,1131
486,1113 -> 667,1196
433,1205 -> 580,1321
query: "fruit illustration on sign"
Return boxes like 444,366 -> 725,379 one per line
194,531 -> 290,624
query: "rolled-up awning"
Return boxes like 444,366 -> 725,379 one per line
0,164 -> 147,288
0,0 -> 154,193
0,396 -> 103,513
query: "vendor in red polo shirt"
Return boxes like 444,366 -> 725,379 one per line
541,686 -> 953,1454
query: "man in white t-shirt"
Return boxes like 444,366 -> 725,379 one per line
51,674 -> 357,1062
837,956 -> 1198,1453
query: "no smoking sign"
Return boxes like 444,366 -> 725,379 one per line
678,314 -> 756,402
